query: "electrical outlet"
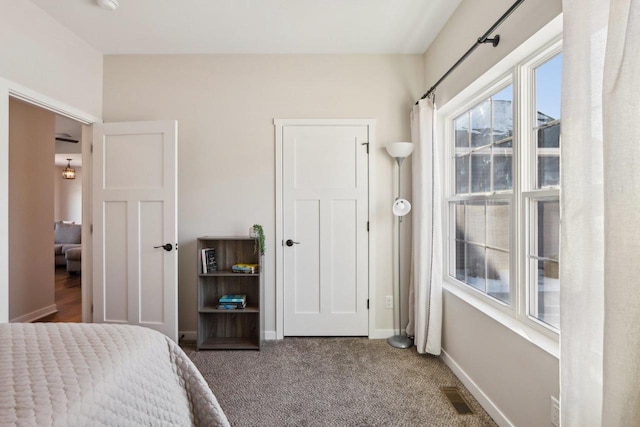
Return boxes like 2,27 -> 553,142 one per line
385,296 -> 393,309
550,396 -> 560,427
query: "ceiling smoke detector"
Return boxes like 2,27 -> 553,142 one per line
96,0 -> 119,11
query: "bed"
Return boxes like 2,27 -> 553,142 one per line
0,323 -> 230,426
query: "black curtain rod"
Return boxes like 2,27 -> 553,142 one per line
416,0 -> 526,104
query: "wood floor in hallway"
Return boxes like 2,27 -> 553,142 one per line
36,267 -> 82,323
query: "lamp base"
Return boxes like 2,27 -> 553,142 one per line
387,334 -> 413,349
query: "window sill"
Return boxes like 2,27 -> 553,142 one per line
443,280 -> 559,359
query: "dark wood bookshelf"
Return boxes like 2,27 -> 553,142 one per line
197,236 -> 262,350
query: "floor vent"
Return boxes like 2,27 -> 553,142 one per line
441,387 -> 474,415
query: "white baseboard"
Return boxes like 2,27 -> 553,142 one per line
265,330 -> 397,340
440,349 -> 513,427
369,328 -> 396,339
10,304 -> 57,323
179,330 -> 197,341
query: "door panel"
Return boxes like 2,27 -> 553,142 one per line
104,201 -> 128,322
93,120 -> 178,341
283,124 -> 369,336
331,200 -> 357,313
294,199 -> 321,314
139,201 -> 164,324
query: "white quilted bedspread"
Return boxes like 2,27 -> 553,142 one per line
0,323 -> 230,427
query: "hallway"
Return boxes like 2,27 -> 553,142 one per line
36,267 -> 81,323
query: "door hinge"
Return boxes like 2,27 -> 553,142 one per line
90,224 -> 93,234
361,142 -> 369,154
367,221 -> 369,232
90,144 -> 93,154
367,299 -> 370,309
91,303 -> 94,314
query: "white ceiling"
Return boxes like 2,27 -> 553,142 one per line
55,154 -> 82,168
56,115 -> 82,141
29,0 -> 461,54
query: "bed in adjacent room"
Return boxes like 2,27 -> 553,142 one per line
0,323 -> 230,427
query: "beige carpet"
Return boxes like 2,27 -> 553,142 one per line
184,338 -> 497,427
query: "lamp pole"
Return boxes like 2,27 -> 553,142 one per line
387,155 -> 414,349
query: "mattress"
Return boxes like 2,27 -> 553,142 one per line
0,323 -> 230,427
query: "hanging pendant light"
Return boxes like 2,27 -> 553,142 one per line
62,159 -> 76,180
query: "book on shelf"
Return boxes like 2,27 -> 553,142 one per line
216,302 -> 247,310
231,263 -> 259,274
219,294 -> 247,304
201,248 -> 217,273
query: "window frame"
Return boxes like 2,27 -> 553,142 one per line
437,17 -> 563,357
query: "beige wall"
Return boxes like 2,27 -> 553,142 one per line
9,98 -> 55,321
54,166 -> 83,224
103,54 -> 423,335
424,0 -> 562,425
0,1 -> 103,118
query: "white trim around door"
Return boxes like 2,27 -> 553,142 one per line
274,119 -> 376,339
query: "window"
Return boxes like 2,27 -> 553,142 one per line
450,85 -> 513,305
445,42 -> 562,334
527,53 -> 561,329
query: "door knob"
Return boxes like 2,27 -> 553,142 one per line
285,239 -> 300,247
154,243 -> 173,251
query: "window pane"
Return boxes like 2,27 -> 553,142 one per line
530,259 -> 560,329
470,100 -> 491,147
454,240 -> 465,281
471,150 -> 491,193
493,85 -> 513,141
529,198 -> 560,329
455,113 -> 470,148
535,200 -> 560,260
535,54 -> 562,190
537,156 -> 560,187
537,123 -> 560,148
454,202 -> 465,240
466,201 -> 485,245
487,249 -> 510,304
536,54 -> 562,125
455,155 -> 470,194
486,201 -> 509,250
493,143 -> 513,191
465,244 -> 486,292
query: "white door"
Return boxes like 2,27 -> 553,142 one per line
92,121 -> 178,341
283,123 -> 369,336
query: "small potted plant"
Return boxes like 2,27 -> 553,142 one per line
251,224 -> 265,257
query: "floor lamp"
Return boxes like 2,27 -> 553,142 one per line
386,142 -> 414,349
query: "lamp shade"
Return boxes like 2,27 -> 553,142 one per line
392,198 -> 412,216
386,142 -> 414,159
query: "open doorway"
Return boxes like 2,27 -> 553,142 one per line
8,98 -> 84,323
41,116 -> 83,322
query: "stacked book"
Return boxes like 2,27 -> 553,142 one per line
217,294 -> 247,310
231,263 -> 259,274
201,248 -> 217,273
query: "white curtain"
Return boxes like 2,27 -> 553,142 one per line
562,1 -> 640,425
406,98 -> 442,355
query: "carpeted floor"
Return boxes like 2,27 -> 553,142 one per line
183,338 -> 497,427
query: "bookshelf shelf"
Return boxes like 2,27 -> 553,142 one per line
199,306 -> 260,314
198,271 -> 260,277
198,337 -> 260,351
197,236 -> 262,351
